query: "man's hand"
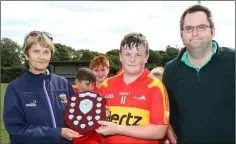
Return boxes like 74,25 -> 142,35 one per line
61,128 -> 83,141
95,121 -> 121,136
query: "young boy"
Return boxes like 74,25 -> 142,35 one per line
74,67 -> 96,92
89,55 -> 110,88
65,67 -> 105,144
72,67 -> 96,93
96,32 -> 169,144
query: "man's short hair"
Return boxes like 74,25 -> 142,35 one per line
180,4 -> 214,31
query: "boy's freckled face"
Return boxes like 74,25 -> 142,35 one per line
76,80 -> 94,92
92,65 -> 109,83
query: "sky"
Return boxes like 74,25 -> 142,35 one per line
1,1 -> 235,53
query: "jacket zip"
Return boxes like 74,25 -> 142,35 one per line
197,71 -> 200,84
43,79 -> 57,128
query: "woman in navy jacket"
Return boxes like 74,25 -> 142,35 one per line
3,31 -> 82,144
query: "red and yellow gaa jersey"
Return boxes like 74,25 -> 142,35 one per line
72,84 -> 79,93
99,68 -> 170,144
116,68 -> 123,75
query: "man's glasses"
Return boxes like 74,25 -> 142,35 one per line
27,30 -> 53,41
182,24 -> 211,33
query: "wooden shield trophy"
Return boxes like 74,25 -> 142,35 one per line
64,91 -> 106,135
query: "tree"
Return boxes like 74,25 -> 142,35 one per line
161,46 -> 179,65
53,43 -> 81,61
106,49 -> 121,75
1,37 -> 23,67
106,49 -> 119,56
79,49 -> 103,61
0,36 -> 182,78
72,50 -> 82,60
147,49 -> 163,68
166,46 -> 179,58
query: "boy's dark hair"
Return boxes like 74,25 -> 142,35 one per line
180,4 -> 214,31
76,67 -> 96,83
120,32 -> 149,55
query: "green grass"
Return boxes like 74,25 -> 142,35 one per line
1,83 -> 10,144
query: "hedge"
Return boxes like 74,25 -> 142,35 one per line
1,66 -> 25,83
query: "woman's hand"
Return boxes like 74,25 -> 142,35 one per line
61,128 -> 83,141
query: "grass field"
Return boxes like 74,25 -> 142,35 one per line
1,83 -> 10,144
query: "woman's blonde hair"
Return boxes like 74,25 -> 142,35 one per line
150,67 -> 164,80
23,31 -> 55,56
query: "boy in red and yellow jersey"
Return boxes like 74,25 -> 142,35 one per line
95,32 -> 170,144
90,55 -> 110,88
